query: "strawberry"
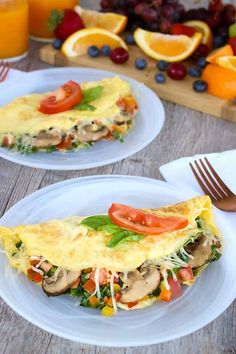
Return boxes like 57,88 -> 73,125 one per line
228,37 -> 236,55
48,9 -> 85,41
170,23 -> 196,37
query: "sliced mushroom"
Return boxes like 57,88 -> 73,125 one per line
42,269 -> 81,296
34,130 -> 62,148
185,234 -> 212,268
120,267 -> 160,303
75,125 -> 109,142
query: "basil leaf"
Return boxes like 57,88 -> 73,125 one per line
81,215 -> 112,230
74,104 -> 96,112
112,131 -> 124,142
107,230 -> 130,248
117,234 -> 144,245
81,86 -> 104,104
97,224 -> 121,233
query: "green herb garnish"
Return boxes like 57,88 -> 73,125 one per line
74,86 -> 104,112
81,215 -> 144,247
112,131 -> 124,142
15,241 -> 22,250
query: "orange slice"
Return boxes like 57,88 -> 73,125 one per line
62,28 -> 128,57
216,56 -> 236,73
75,6 -> 128,35
184,20 -> 213,49
134,28 -> 202,62
206,44 -> 234,64
202,64 -> 236,100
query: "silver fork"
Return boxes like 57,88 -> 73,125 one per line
190,157 -> 236,212
0,61 -> 11,82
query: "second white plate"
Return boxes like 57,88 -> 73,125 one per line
0,175 -> 235,346
0,68 -> 165,170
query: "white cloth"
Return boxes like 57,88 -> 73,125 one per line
160,150 -> 236,227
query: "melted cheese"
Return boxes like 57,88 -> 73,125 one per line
0,77 -> 132,136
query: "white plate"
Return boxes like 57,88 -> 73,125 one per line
0,175 -> 235,347
0,68 -> 165,170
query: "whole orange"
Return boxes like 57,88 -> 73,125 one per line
202,64 -> 236,100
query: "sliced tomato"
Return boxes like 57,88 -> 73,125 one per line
30,259 -> 39,267
108,203 -> 188,236
27,269 -> 43,283
117,96 -> 138,114
168,277 -> 182,299
83,279 -> 96,293
177,266 -> 194,282
56,135 -> 72,150
90,268 -> 109,285
71,278 -> 81,289
39,81 -> 83,115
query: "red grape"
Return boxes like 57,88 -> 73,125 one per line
160,18 -> 172,33
100,0 -> 112,9
142,7 -> 159,22
161,5 -> 175,20
208,0 -> 224,14
205,13 -> 222,29
109,47 -> 129,64
224,4 -> 236,25
167,63 -> 187,80
183,8 -> 208,21
152,0 -> 163,7
191,44 -> 209,61
134,2 -> 148,16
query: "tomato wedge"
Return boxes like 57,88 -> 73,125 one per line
168,277 -> 182,299
27,269 -> 42,283
56,136 -> 72,150
108,203 -> 188,235
177,266 -> 194,282
39,80 -> 83,115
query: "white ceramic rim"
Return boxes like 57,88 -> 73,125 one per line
0,175 -> 235,347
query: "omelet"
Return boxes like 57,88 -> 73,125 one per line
0,77 -> 138,154
0,196 -> 222,315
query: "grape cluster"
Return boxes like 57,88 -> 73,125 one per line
183,0 -> 236,43
100,0 -> 186,33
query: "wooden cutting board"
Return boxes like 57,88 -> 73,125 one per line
40,44 -> 236,123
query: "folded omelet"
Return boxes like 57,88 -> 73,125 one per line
0,77 -> 138,154
0,196 -> 222,315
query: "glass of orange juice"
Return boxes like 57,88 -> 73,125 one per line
29,0 -> 79,42
0,0 -> 28,61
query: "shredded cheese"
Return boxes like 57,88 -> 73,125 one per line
110,272 -> 118,314
161,268 -> 170,291
94,268 -> 101,299
31,266 -> 44,276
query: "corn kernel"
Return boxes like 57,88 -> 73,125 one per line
101,305 -> 114,316
113,284 -> 121,293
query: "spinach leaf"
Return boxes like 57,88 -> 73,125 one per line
81,215 -> 112,230
117,234 -> 144,245
74,103 -> 96,112
97,224 -> 120,233
81,86 -> 104,104
107,230 -> 143,248
15,241 -> 22,250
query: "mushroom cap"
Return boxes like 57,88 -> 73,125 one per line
42,269 -> 81,296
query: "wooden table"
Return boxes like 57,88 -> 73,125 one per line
1,10 -> 236,354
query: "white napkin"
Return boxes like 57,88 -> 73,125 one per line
160,150 -> 236,227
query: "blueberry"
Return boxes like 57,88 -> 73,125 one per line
213,35 -> 226,49
157,60 -> 168,71
125,33 -> 135,45
193,80 -> 208,93
155,73 -> 166,83
188,66 -> 201,78
197,57 -> 207,69
101,45 -> 111,56
87,45 -> 100,58
233,97 -> 236,105
52,38 -> 63,50
135,58 -> 147,70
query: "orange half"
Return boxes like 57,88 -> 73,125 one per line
184,20 -> 213,49
75,6 -> 128,35
216,56 -> 236,73
206,44 -> 234,64
134,28 -> 202,62
62,28 -> 128,57
202,64 -> 236,100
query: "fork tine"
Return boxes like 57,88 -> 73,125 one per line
194,160 -> 223,200
199,158 -> 228,198
190,162 -> 217,201
204,157 -> 234,196
0,64 -> 10,82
